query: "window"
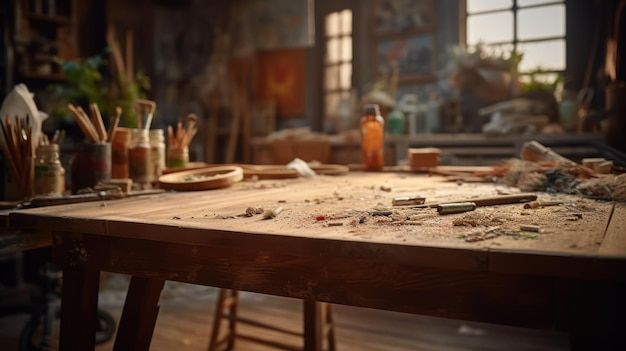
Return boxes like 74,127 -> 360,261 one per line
466,0 -> 566,81
323,9 -> 352,131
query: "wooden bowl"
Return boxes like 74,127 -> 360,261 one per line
158,166 -> 244,191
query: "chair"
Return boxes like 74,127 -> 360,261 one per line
208,289 -> 336,351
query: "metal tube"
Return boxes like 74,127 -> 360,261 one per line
436,202 -> 477,215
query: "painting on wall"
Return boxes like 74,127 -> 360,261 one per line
370,0 -> 437,83
376,34 -> 435,82
255,49 -> 306,118
372,0 -> 435,34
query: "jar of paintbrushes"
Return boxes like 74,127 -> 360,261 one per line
67,103 -> 114,193
167,114 -> 198,169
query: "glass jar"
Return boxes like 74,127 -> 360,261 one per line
149,129 -> 166,180
70,142 -> 111,194
34,144 -> 65,195
360,104 -> 385,171
111,127 -> 131,179
128,129 -> 154,185
167,146 -> 189,169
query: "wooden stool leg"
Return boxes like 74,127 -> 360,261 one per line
324,303 -> 336,351
226,290 -> 239,350
208,289 -> 240,351
208,289 -> 227,351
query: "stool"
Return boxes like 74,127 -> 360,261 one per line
208,289 -> 336,351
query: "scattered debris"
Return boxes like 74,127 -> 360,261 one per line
172,216 -> 181,220
263,206 -> 283,219
392,196 -> 426,206
520,224 -> 540,232
380,185 -> 392,192
327,222 -> 343,227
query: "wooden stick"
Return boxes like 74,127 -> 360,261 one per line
107,107 -> 123,142
402,193 -> 539,210
107,26 -> 126,80
125,29 -> 134,85
89,103 -> 107,142
77,106 -> 102,143
0,117 -> 20,189
67,104 -> 100,143
167,125 -> 175,148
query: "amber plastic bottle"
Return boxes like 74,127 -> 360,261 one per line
360,104 -> 385,171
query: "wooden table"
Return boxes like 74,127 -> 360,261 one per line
7,172 -> 626,350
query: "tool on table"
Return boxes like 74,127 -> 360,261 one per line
392,196 -> 426,206
399,193 -> 538,210
436,202 -> 477,215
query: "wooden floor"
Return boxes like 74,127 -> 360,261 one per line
0,274 -> 570,351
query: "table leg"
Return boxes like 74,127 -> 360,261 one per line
303,300 -> 322,351
58,265 -> 100,351
113,276 -> 165,351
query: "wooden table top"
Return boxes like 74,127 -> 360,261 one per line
8,172 -> 626,281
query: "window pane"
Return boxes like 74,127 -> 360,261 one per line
518,39 -> 566,72
518,0 -> 563,7
325,93 -> 340,116
467,12 -> 514,45
341,36 -> 352,61
467,0 -> 512,14
325,12 -> 339,37
518,5 -> 565,40
324,65 -> 339,90
339,63 -> 351,89
326,38 -> 339,63
340,9 -> 352,34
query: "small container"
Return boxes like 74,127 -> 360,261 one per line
129,128 -> 154,185
34,144 -> 65,195
387,109 -> 405,135
71,142 -> 111,194
149,129 -> 166,180
360,104 -> 385,171
167,146 -> 189,169
111,127 -> 131,179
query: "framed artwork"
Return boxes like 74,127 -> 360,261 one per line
370,0 -> 437,83
372,0 -> 435,35
376,34 -> 434,81
255,48 -> 306,118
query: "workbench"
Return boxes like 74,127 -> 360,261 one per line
7,172 -> 626,350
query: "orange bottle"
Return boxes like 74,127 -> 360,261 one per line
360,104 -> 385,171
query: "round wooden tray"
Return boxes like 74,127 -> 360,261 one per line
162,162 -> 210,175
158,166 -> 244,191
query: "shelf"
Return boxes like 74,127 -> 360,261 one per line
19,71 -> 67,81
25,12 -> 72,25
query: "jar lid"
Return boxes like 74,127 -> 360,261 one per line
363,104 -> 380,115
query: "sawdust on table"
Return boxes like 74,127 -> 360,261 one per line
201,175 -> 611,254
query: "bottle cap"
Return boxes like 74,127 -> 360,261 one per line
363,104 -> 380,115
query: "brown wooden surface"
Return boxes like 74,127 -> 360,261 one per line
6,172 -> 626,350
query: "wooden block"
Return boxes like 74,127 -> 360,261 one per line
409,148 -> 441,170
100,178 -> 133,193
